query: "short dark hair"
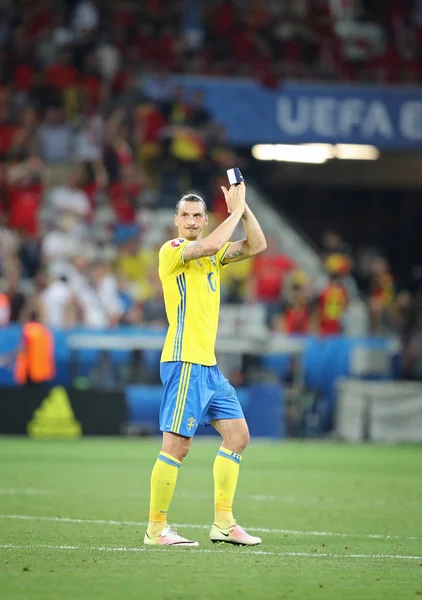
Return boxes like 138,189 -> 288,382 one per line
175,193 -> 207,214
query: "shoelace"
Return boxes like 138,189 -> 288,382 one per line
164,525 -> 178,537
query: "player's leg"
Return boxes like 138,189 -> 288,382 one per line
211,417 -> 251,529
146,432 -> 191,536
145,362 -> 204,547
206,368 -> 261,545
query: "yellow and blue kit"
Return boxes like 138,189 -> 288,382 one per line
158,237 -> 244,437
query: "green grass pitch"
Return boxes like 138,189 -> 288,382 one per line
0,437 -> 421,600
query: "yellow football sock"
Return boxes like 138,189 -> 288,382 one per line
213,446 -> 242,529
147,451 -> 181,537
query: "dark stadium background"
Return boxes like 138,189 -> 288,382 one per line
1,0 -> 422,438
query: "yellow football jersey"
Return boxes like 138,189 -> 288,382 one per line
159,237 -> 231,366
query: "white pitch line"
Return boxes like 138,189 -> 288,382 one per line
3,488 -> 420,509
0,489 -> 55,496
0,514 -> 420,541
0,543 -> 421,561
0,489 -> 278,502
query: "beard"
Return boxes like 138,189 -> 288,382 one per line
183,229 -> 200,240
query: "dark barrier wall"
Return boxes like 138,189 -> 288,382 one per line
0,383 -> 284,438
0,386 -> 127,437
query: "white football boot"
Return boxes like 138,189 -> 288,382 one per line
210,523 -> 262,546
144,525 -> 199,547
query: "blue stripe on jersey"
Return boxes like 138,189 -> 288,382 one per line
176,274 -> 186,360
178,273 -> 187,361
173,275 -> 183,361
173,274 -> 186,361
219,243 -> 231,265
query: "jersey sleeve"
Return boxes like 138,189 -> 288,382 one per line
159,238 -> 190,277
216,242 -> 232,269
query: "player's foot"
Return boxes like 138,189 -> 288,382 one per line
210,523 -> 262,546
144,525 -> 199,547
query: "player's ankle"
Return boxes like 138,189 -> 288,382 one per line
214,511 -> 235,529
147,521 -> 167,538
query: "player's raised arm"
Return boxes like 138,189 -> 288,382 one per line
182,183 -> 246,263
220,196 -> 267,264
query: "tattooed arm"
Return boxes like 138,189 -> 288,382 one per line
183,184 -> 246,264
221,204 -> 267,264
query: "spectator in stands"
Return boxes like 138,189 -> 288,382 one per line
72,0 -> 99,39
402,312 -> 422,380
135,100 -> 166,185
110,163 -> 143,224
321,229 -> 352,258
37,107 -> 73,163
116,236 -> 158,303
48,169 -> 91,224
142,69 -> 173,104
142,271 -> 167,327
51,12 -> 75,49
27,72 -> 61,113
315,254 -> 349,336
162,85 -> 190,126
39,274 -> 76,329
251,234 -> 296,303
6,150 -> 45,187
158,156 -> 183,208
7,171 -> 43,237
117,273 -> 142,325
68,254 -> 90,294
36,27 -> 58,70
115,70 -> 145,118
19,227 -> 42,279
368,256 -> 395,334
44,48 -> 79,91
220,211 -> 253,304
0,287 -> 11,326
3,261 -> 27,323
187,90 -> 212,129
76,260 -> 123,328
180,0 -> 205,52
96,33 -> 120,82
0,216 -> 19,277
74,105 -> 104,164
41,215 -> 83,278
315,247 -> 359,302
8,108 -> 38,155
103,108 -> 134,183
393,290 -> 413,339
272,270 -> 312,335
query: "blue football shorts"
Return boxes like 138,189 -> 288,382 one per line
159,361 -> 244,437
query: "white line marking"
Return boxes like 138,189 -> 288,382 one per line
0,489 -> 278,502
2,488 -> 420,509
0,514 -> 419,541
0,489 -> 54,496
0,543 -> 421,561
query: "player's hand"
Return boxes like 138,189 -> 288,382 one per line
221,182 -> 246,214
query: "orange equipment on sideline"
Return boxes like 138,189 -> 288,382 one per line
0,293 -> 11,326
14,322 -> 55,385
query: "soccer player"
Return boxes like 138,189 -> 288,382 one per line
144,180 -> 267,547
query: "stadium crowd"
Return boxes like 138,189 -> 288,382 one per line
1,0 -> 422,379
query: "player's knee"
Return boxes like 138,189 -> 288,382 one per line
238,429 -> 250,453
177,438 -> 191,460
223,427 -> 250,454
162,433 -> 191,462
